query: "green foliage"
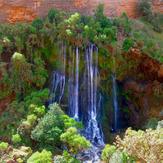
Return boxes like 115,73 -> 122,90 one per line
109,150 -> 135,163
32,18 -> 44,31
0,142 -> 9,151
94,4 -> 111,28
144,118 -> 159,129
32,57 -> 48,88
31,104 -> 81,147
62,150 -> 80,163
24,89 -> 49,107
123,38 -> 134,51
114,13 -> 131,35
27,114 -> 38,126
29,105 -> 46,117
27,150 -> 52,163
101,144 -> 116,161
12,134 -> 22,144
54,151 -> 80,163
60,127 -> 91,154
138,0 -> 162,33
10,52 -> 33,95
0,100 -> 26,138
138,0 -> 152,18
101,144 -> 135,163
48,9 -> 60,24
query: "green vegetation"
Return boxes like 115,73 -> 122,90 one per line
27,150 -> 52,163
0,142 -> 9,151
0,2 -> 162,162
60,127 -> 91,154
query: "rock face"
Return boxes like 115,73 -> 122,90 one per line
0,0 -> 163,23
122,48 -> 163,128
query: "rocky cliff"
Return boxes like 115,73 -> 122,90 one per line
0,0 -> 163,23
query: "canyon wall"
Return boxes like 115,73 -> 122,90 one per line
0,0 -> 163,23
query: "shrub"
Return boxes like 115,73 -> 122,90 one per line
157,120 -> 163,129
109,150 -> 134,163
29,105 -> 46,118
32,18 -> 43,30
12,134 -> 22,145
138,0 -> 152,18
123,38 -> 134,51
60,127 -> 91,154
115,127 -> 163,162
27,114 -> 37,126
101,144 -> 116,161
24,89 -> 49,107
27,150 -> 52,163
31,103 -> 81,146
48,9 -> 62,24
0,142 -> 9,151
138,0 -> 162,32
144,118 -> 159,129
10,52 -> 33,95
54,151 -> 80,163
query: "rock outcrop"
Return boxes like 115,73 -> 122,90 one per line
122,48 -> 163,128
0,0 -> 163,23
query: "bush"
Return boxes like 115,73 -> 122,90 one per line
138,0 -> 152,18
123,38 -> 134,51
101,144 -> 116,161
60,127 -> 91,154
31,104 -> 64,145
144,118 -> 159,129
27,150 -> 52,163
32,18 -> 44,30
138,0 -> 162,32
109,150 -> 134,163
48,9 -> 62,24
115,128 -> 163,162
31,103 -> 81,147
54,151 -> 80,163
10,52 -> 33,95
24,89 -> 49,107
0,142 -> 8,151
157,120 -> 163,129
12,134 -> 22,144
27,114 -> 37,126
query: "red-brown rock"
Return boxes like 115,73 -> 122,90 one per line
0,0 -> 163,23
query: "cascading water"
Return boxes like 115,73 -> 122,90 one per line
80,44 -> 104,163
68,47 -> 79,120
49,43 -> 66,104
112,73 -> 119,132
50,71 -> 65,104
84,45 -> 104,146
50,44 -> 104,162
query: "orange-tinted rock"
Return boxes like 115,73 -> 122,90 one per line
7,6 -> 36,23
158,65 -> 163,79
124,48 -> 162,82
0,0 -> 163,23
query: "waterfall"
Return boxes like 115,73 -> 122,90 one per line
84,44 -> 104,146
50,44 -> 104,162
68,47 -> 79,120
50,71 -> 66,104
49,43 -> 66,104
112,73 -> 119,131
